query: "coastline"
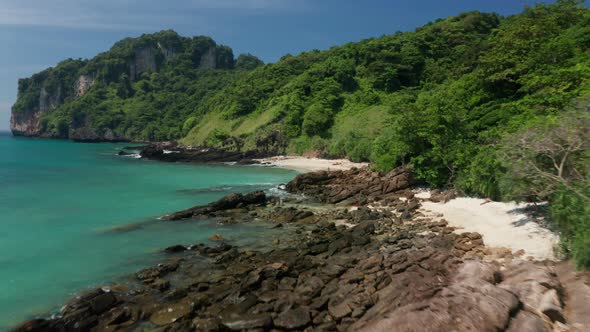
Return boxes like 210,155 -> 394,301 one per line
13,164 -> 588,332
255,156 -> 369,173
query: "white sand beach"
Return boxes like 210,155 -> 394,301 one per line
256,156 -> 369,173
417,192 -> 560,261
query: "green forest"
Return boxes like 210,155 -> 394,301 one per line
12,0 -> 590,268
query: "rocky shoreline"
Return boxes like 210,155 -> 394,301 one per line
120,142 -> 272,165
13,167 -> 584,332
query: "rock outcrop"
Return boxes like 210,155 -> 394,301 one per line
136,142 -> 269,163
163,191 -> 267,221
286,165 -> 415,205
75,74 -> 96,97
129,47 -> 159,81
10,86 -> 63,137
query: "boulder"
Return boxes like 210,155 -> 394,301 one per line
163,191 -> 266,221
273,307 -> 311,330
150,300 -> 194,326
286,166 -> 414,205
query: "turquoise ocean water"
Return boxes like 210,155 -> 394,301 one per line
0,132 -> 297,329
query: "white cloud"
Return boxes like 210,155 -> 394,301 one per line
0,0 -> 305,30
0,1 -> 159,30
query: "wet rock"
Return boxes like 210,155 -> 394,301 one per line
89,292 -> 117,314
165,245 -> 188,253
136,260 -> 179,281
209,234 -> 224,241
117,150 -> 133,156
151,278 -> 171,292
192,317 -> 221,331
102,306 -> 135,327
221,313 -> 272,330
11,319 -> 55,332
150,300 -> 194,326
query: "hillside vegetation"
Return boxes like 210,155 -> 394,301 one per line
12,0 -> 590,267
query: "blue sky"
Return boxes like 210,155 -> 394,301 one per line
0,0 -> 556,131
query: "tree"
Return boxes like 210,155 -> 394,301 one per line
235,54 -> 264,70
302,103 -> 333,137
501,108 -> 590,201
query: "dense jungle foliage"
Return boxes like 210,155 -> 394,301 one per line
13,0 -> 590,267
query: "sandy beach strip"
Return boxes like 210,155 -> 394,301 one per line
256,156 -> 369,173
416,191 -> 560,261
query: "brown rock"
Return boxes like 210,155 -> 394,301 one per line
273,307 -> 311,330
151,278 -> 170,292
506,311 -> 551,332
150,300 -> 194,326
192,317 -> 221,331
222,313 -> 272,330
209,234 -> 224,241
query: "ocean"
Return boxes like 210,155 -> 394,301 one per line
0,132 -> 297,329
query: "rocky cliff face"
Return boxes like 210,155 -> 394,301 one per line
129,47 -> 159,81
9,31 -> 242,141
10,86 -> 64,137
10,110 -> 44,137
75,75 -> 96,97
199,47 -> 217,69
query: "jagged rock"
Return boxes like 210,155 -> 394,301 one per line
165,245 -> 188,253
209,234 -> 224,241
163,191 -> 267,221
192,317 -> 221,331
139,143 -> 270,163
151,278 -> 171,292
273,307 -> 311,330
222,313 -> 272,330
499,260 -> 564,321
89,292 -> 117,314
507,311 -> 551,332
538,289 -> 565,323
136,260 -> 179,281
150,300 -> 194,326
286,166 -> 414,205
10,319 -> 55,332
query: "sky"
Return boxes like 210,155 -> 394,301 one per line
0,0 -> 557,131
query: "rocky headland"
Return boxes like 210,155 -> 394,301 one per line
12,167 -> 589,332
132,142 -> 270,165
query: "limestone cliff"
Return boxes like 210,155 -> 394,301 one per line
129,47 -> 158,81
11,85 -> 67,137
9,30 -> 248,141
75,75 -> 96,97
